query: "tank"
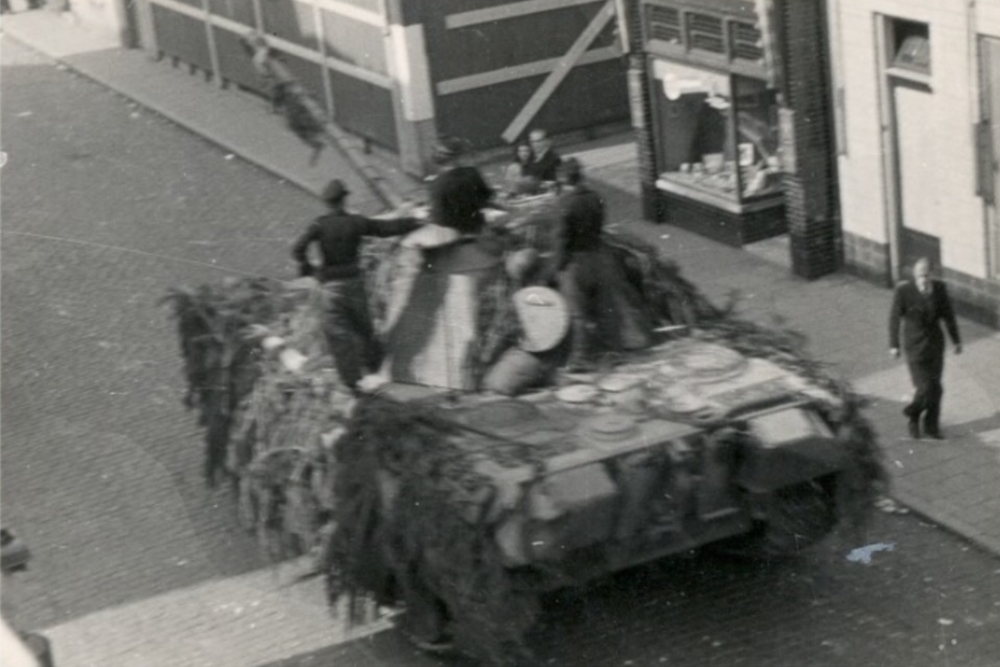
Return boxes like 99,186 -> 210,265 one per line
165,216 -> 883,667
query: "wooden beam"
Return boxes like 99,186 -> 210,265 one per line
445,0 -> 599,30
436,45 -> 619,96
501,0 -> 615,143
312,0 -> 385,27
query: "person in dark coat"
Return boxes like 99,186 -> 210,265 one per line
292,179 -> 420,390
552,159 -> 651,369
889,257 -> 962,439
523,128 -> 563,183
427,137 -> 494,234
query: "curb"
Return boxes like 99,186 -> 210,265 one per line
890,488 -> 1000,558
2,31 -> 412,209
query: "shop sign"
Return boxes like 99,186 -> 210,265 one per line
778,107 -> 797,174
628,70 -> 646,129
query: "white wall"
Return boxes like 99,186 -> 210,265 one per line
833,0 -> 996,278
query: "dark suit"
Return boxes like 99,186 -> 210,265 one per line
523,149 -> 562,182
555,186 -> 651,364
889,279 -> 961,432
292,211 -> 418,388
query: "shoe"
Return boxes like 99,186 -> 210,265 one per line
907,420 -> 921,439
924,428 -> 944,440
1,528 -> 31,573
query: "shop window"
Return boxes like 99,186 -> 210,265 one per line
734,76 -> 782,197
889,19 -> 930,74
651,59 -> 782,203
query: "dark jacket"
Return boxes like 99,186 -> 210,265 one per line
889,280 -> 961,362
554,185 -> 604,270
429,166 -> 493,234
523,149 -> 562,182
292,211 -> 418,282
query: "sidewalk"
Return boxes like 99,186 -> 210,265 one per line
4,4 -> 999,568
0,10 -> 424,215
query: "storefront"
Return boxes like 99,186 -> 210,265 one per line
633,0 -> 786,246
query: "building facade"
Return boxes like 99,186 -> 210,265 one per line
623,0 -> 842,280
128,0 -> 630,176
830,0 -> 1000,326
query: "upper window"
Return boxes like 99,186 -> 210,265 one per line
644,3 -> 766,72
889,19 -> 930,74
648,5 -> 682,45
686,13 -> 726,55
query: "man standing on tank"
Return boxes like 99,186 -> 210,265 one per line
292,179 -> 420,391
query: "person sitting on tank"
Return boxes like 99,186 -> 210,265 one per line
480,248 -> 571,396
502,142 -> 543,197
550,158 -> 653,371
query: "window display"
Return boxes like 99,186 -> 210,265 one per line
651,59 -> 783,203
734,76 -> 783,197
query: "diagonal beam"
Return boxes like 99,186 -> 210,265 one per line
501,0 -> 615,144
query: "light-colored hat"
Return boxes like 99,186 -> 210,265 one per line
513,286 -> 569,352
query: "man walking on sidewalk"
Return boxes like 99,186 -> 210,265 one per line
889,257 -> 962,439
292,179 -> 419,391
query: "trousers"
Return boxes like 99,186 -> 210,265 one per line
905,353 -> 944,431
321,277 -> 382,388
558,250 -> 652,365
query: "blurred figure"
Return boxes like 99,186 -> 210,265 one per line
889,257 -> 962,439
503,142 -> 540,196
552,159 -> 651,370
427,136 -> 494,235
523,128 -> 563,183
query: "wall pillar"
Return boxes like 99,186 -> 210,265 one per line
774,0 -> 841,279
623,1 -> 660,221
385,0 -> 437,178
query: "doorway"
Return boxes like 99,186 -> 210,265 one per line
889,77 -> 942,273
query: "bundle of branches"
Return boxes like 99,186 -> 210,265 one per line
322,396 -> 541,666
228,284 -> 357,561
162,277 -> 288,485
603,229 -> 724,327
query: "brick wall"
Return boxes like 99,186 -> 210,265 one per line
624,1 -> 661,220
777,0 -> 842,279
